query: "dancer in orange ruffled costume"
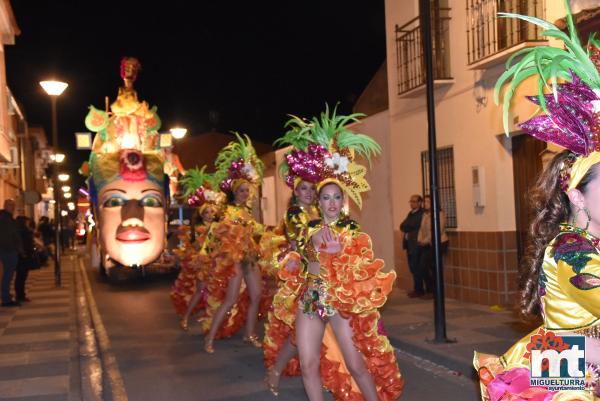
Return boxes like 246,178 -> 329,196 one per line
274,107 -> 403,401
170,166 -> 225,331
200,133 -> 266,353
262,179 -> 319,396
170,205 -> 218,330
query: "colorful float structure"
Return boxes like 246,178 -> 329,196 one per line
83,57 -> 178,278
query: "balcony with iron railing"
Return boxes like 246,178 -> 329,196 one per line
395,7 -> 453,96
466,0 -> 546,69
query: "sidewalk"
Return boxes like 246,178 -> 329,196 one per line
382,287 -> 540,379
0,253 -> 80,401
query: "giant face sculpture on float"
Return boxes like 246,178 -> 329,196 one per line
85,57 -> 168,271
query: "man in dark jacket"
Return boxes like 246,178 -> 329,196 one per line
400,194 -> 424,297
0,199 -> 23,306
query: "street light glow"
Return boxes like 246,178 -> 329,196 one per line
61,185 -> 71,193
67,202 -> 75,211
39,80 -> 68,96
61,210 -> 68,217
63,192 -> 72,199
58,173 -> 70,182
50,153 -> 66,163
170,127 -> 187,139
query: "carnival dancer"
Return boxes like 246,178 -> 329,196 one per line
261,134 -> 321,395
85,57 -> 168,272
275,106 -> 404,401
474,4 -> 600,400
170,167 -> 225,331
200,133 -> 265,353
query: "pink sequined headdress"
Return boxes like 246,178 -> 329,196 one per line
274,104 -> 380,209
496,1 -> 600,191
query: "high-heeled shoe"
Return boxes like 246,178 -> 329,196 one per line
264,367 -> 280,396
203,338 -> 214,354
242,334 -> 262,348
179,317 -> 189,331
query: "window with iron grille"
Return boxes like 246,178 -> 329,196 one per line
466,0 -> 545,65
395,1 -> 452,95
421,147 -> 457,228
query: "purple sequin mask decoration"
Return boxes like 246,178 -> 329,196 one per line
519,75 -> 600,156
284,144 -> 330,188
518,75 -> 600,191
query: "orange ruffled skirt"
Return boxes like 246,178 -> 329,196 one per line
274,232 -> 404,400
199,221 -> 271,338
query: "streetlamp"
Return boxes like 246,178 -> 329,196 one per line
40,79 -> 68,287
169,127 -> 187,139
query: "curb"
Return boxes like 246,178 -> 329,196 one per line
388,336 -> 477,380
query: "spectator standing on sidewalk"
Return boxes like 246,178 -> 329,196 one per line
417,195 -> 448,299
0,199 -> 23,307
400,194 -> 424,297
38,216 -> 54,256
15,216 -> 37,302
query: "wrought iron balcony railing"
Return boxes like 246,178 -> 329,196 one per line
395,7 -> 452,95
466,0 -> 545,65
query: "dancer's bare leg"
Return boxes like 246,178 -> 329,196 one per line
205,265 -> 243,342
329,314 -> 379,401
296,310 -> 326,401
182,281 -> 205,323
242,262 -> 262,338
266,337 -> 297,390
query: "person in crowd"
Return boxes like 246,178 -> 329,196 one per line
170,167 -> 224,331
200,133 -> 265,353
261,129 -> 320,395
0,199 -> 23,307
38,216 -> 54,257
416,194 -> 448,299
400,194 -> 425,297
15,216 -> 37,302
276,107 -> 404,401
474,6 -> 600,399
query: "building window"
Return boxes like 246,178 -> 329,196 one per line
466,0 -> 545,65
421,147 -> 457,228
395,1 -> 452,95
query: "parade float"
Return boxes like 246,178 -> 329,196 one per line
84,57 -> 179,279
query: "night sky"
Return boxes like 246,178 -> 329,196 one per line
6,1 -> 386,188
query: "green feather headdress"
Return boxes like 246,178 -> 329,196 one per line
495,0 -> 600,135
179,165 -> 225,207
214,132 -> 264,193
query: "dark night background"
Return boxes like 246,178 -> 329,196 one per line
5,1 -> 386,189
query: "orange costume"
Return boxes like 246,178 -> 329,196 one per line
170,223 -> 212,316
276,217 -> 404,401
262,204 -> 318,376
198,204 -> 267,338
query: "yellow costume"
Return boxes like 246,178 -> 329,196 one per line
475,224 -> 600,400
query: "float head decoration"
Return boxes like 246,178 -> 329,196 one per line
85,57 -> 168,268
276,104 -> 380,209
214,132 -> 264,205
88,149 -> 168,268
494,1 -> 600,192
180,166 -> 225,216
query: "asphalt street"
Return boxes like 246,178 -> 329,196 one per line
85,261 -> 480,401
